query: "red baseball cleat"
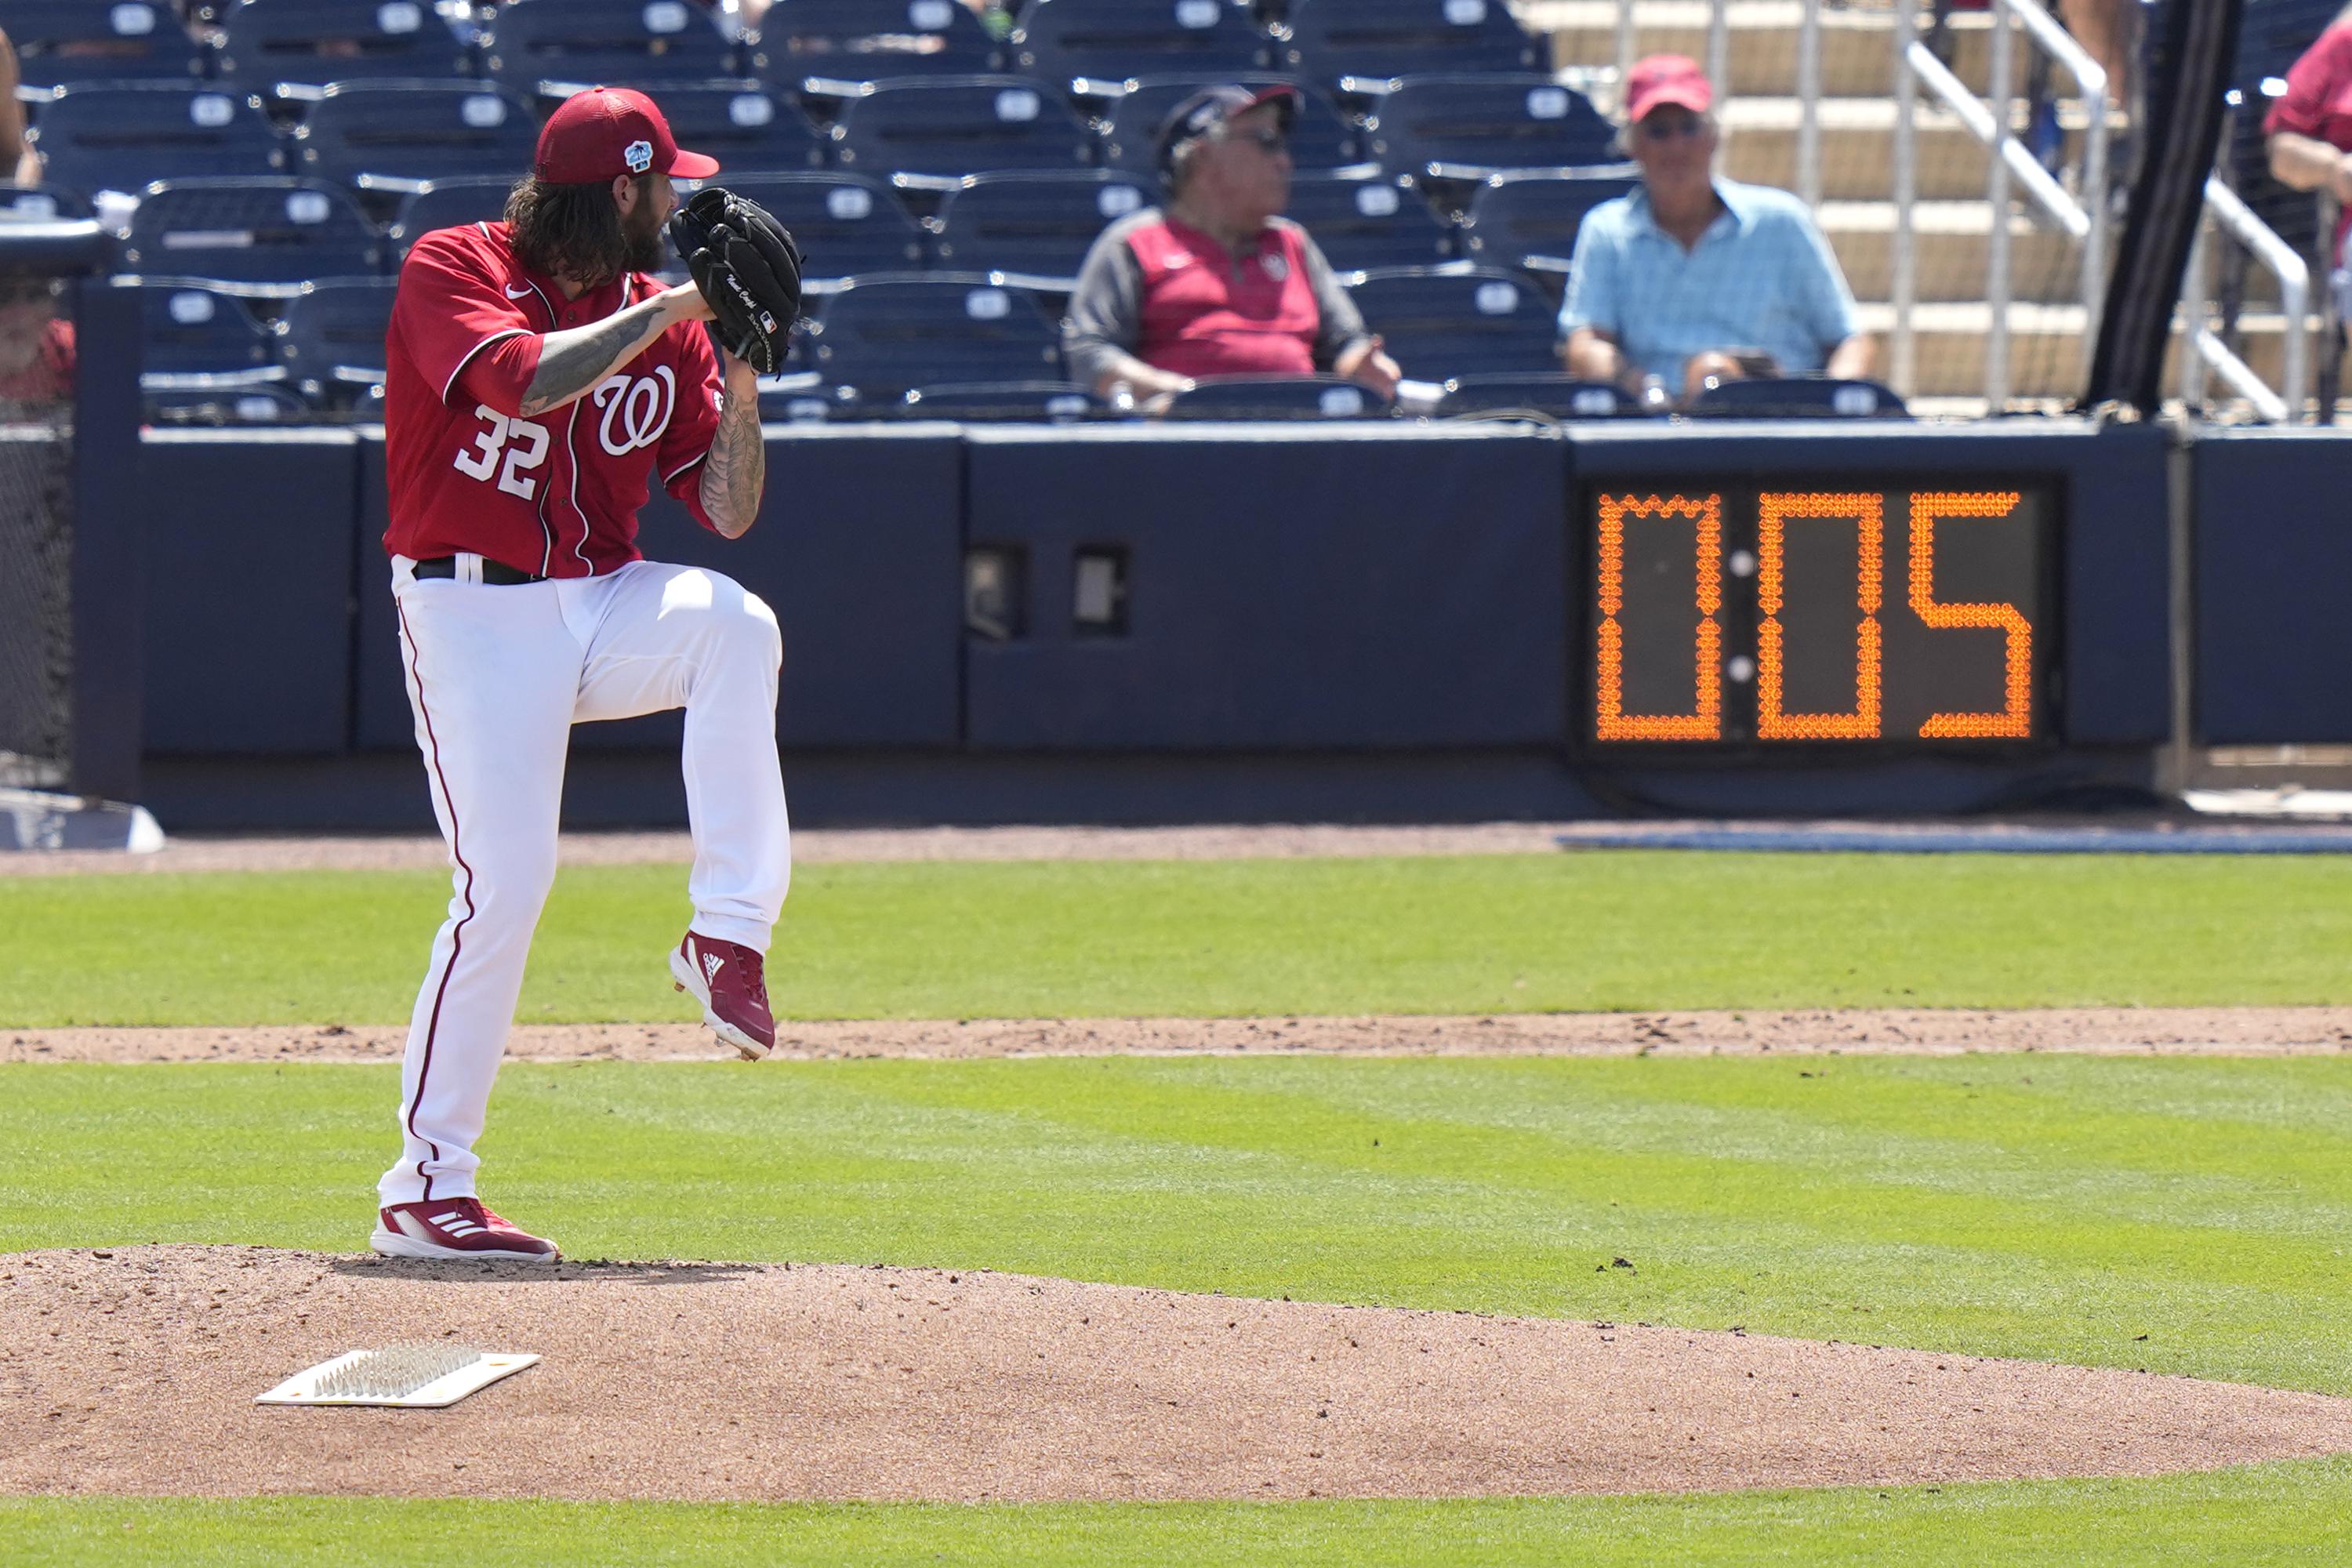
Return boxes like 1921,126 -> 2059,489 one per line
670,931 -> 777,1060
372,1199 -> 560,1263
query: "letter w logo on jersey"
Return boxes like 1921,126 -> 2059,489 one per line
592,366 -> 676,456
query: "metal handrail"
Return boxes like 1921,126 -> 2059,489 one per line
1796,0 -> 1822,207
2177,174 -> 2310,422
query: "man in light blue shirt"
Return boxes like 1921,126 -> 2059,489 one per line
1559,54 -> 1873,405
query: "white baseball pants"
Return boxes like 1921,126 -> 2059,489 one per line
379,554 -> 789,1207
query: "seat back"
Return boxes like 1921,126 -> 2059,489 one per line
1276,0 -> 1540,84
0,1 -> 207,89
1098,74 -> 1358,174
215,0 -> 474,96
930,169 -> 1153,282
1010,0 -> 1266,89
1347,265 -> 1559,377
1685,377 -> 1910,419
683,172 -> 926,281
1279,171 -> 1450,270
900,379 -> 1099,420
1438,371 -> 1639,418
122,177 -> 383,288
628,81 -> 826,172
292,81 -> 539,193
829,76 -> 1092,184
276,275 -> 397,402
31,83 -> 284,198
136,281 -> 282,380
0,183 -> 92,221
387,176 -> 514,259
1457,170 -> 1635,275
1163,372 -> 1391,419
1365,74 -> 1613,178
794,273 -> 1061,397
485,0 -> 737,93
751,0 -> 997,86
145,381 -> 314,423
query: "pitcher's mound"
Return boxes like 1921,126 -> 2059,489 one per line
5,1246 -> 2349,1503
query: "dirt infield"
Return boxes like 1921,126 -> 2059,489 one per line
13,1006 -> 2352,1064
5,1246 -> 2348,1504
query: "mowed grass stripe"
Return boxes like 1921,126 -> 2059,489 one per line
7,1055 -> 2352,1393
8,852 -> 2352,1025
8,1462 -> 2352,1566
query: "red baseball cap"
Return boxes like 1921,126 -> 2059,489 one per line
1624,54 -> 1713,122
535,87 -> 720,184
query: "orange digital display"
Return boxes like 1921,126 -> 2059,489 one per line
1588,485 -> 2046,746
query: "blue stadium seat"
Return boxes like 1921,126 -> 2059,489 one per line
0,1 -> 208,89
387,176 -> 513,260
1457,170 -> 1635,279
1097,74 -> 1359,174
1437,371 -> 1640,418
899,379 -> 1100,421
29,83 -> 284,199
135,282 -> 285,383
275,276 -> 397,405
144,382 -> 314,424
1162,373 -> 1391,419
1685,377 -> 1910,419
1010,0 -> 1267,91
1276,0 -> 1541,85
750,0 -> 997,89
215,0 -> 477,99
1363,75 -> 1614,180
792,273 -> 1061,397
829,77 -> 1094,189
0,183 -> 90,221
291,82 -> 539,196
756,378 -> 860,423
1346,265 -> 1560,377
628,82 -> 826,172
929,169 -> 1154,284
485,0 -> 738,95
1280,170 -> 1450,271
681,172 -> 925,282
120,177 -> 383,289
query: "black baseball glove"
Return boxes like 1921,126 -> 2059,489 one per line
667,187 -> 804,376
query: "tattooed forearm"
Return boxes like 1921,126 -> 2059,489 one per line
699,379 -> 767,538
517,296 -> 681,418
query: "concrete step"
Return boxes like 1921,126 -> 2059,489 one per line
1821,199 -> 2089,303
1715,96 -> 2121,201
1852,300 -> 2302,397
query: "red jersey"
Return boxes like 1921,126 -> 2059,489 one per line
1128,215 -> 1321,379
2267,24 -> 2352,264
383,220 -> 724,578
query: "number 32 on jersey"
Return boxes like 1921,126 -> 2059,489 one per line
452,405 -> 550,500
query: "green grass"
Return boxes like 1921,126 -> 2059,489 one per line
9,1461 -> 2352,1567
9,851 -> 2352,1025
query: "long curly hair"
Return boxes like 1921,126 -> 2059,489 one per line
503,173 -> 651,285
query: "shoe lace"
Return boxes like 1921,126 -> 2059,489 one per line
740,949 -> 768,1009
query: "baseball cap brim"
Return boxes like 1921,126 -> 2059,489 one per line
668,147 -> 721,178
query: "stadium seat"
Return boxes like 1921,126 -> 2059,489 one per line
1161,373 -> 1391,419
627,82 -> 826,172
0,183 -> 90,222
275,275 -> 397,405
144,382 -> 314,424
214,0 -> 477,99
756,378 -> 860,423
1097,74 -> 1360,174
1685,377 -> 1911,419
119,177 -> 383,289
1457,170 -> 1635,279
134,282 -> 285,383
1280,170 -> 1450,271
386,176 -> 513,260
791,273 -> 1061,397
682,172 -> 925,283
929,169 -> 1154,285
28,83 -> 284,200
1363,75 -> 1614,180
750,0 -> 997,89
1009,0 -> 1268,92
0,1 -> 208,89
1436,371 -> 1641,418
899,379 -> 1100,421
1275,0 -> 1541,85
484,0 -> 738,95
1346,265 -> 1560,377
291,82 -> 539,196
827,76 -> 1094,188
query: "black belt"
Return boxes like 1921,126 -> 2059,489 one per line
412,555 -> 545,586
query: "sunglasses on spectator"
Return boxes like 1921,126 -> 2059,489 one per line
1226,128 -> 1289,153
1638,113 -> 1709,141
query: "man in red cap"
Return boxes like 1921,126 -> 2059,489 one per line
370,87 -> 788,1263
1064,82 -> 1400,410
1560,55 -> 1872,405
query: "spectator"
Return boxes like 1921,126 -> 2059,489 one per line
1062,84 -> 1400,411
1559,55 -> 1871,405
0,30 -> 40,187
2264,11 -> 2352,324
0,275 -> 74,405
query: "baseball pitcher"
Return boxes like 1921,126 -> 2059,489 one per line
372,87 -> 804,1263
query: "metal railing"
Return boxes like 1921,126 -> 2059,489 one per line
1889,0 -> 2108,405
2176,176 -> 2312,422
